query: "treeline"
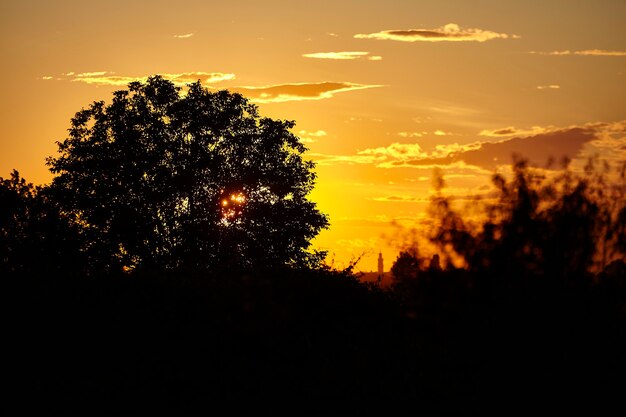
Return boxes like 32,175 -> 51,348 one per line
392,158 -> 626,314
387,159 -> 626,414
3,161 -> 625,414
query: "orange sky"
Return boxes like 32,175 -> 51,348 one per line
1,0 -> 625,271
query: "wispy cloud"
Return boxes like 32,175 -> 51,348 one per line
391,127 -> 598,170
298,130 -> 327,143
372,190 -> 498,203
346,117 -> 384,123
173,33 -> 194,39
312,142 -> 482,167
354,23 -> 519,43
56,71 -> 236,86
300,130 -> 327,137
74,71 -> 108,77
230,82 -> 382,103
302,51 -> 383,61
303,51 -> 369,60
479,126 -> 553,137
335,238 -> 380,251
376,160 -> 491,173
474,122 -> 625,170
574,121 -> 626,166
171,72 -> 235,84
398,132 -> 424,138
310,153 -> 380,166
313,122 -> 626,172
359,143 -> 428,160
46,73 -> 379,103
372,195 -> 425,203
537,85 -> 561,90
530,49 -> 626,57
425,103 -> 480,116
397,130 -> 451,138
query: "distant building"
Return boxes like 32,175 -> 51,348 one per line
358,252 -> 392,287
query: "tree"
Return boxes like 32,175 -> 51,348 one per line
425,158 -> 626,279
47,76 -> 328,272
390,249 -> 421,282
0,170 -> 83,275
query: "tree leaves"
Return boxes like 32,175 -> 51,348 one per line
47,76 -> 328,272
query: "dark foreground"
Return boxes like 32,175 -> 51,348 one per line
5,266 -> 626,415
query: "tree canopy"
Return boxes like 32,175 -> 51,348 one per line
47,76 -> 328,272
0,170 -> 83,275
390,159 -> 626,283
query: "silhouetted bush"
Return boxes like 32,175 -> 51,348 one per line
388,159 -> 626,413
0,170 -> 84,275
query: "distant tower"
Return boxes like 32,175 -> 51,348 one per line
378,251 -> 384,276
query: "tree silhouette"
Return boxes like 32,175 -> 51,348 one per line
0,170 -> 83,275
420,159 -> 626,278
47,76 -> 328,272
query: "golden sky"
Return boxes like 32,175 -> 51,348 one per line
1,0 -> 625,271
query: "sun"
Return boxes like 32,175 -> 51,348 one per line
220,191 -> 247,221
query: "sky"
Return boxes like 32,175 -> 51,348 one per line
1,0 -> 625,271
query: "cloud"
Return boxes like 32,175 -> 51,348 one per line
372,195 -> 425,203
359,143 -> 428,160
310,153 -> 380,166
298,130 -> 327,143
167,72 -> 235,84
75,71 -> 108,77
393,127 -> 598,170
425,103 -> 480,116
373,190 -> 498,203
63,71 -> 235,86
377,160 -> 491,173
531,49 -> 626,57
335,238 -> 379,250
48,73 -> 379,103
397,130 -> 452,138
299,130 -> 327,137
398,132 -> 424,138
173,33 -> 194,39
573,49 -> 626,56
315,122 -> 625,172
41,76 -> 53,80
346,117 -> 384,123
302,51 -> 369,60
385,122 -> 626,172
230,82 -> 382,103
479,126 -> 553,137
313,142 -> 482,167
537,85 -> 560,90
354,23 -> 519,43
576,121 -> 626,166
366,142 -> 480,168
302,51 -> 383,61
364,142 -> 480,160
